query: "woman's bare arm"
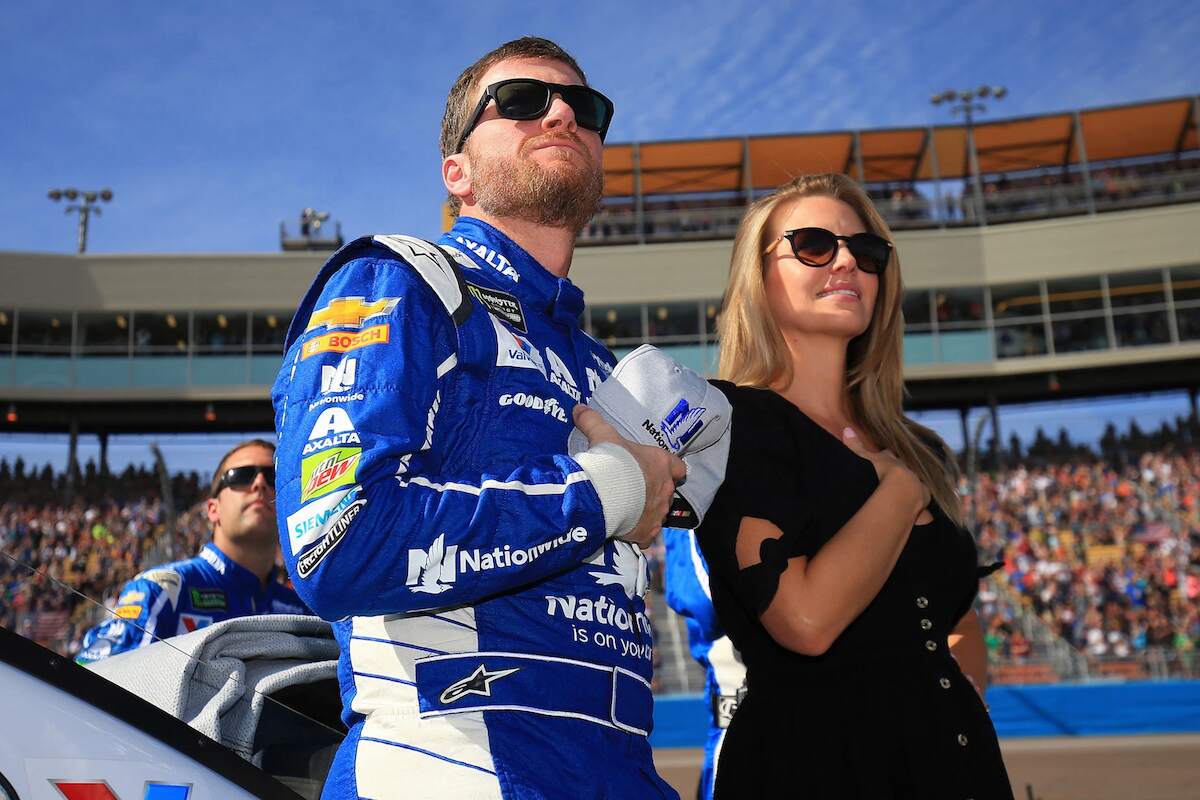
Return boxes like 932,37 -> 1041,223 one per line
739,457 -> 928,656
949,609 -> 989,699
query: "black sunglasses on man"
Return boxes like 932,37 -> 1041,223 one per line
455,78 -> 615,154
213,464 -> 275,496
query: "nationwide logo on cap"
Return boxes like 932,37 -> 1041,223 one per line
305,296 -> 399,332
661,398 -> 706,451
302,325 -> 390,360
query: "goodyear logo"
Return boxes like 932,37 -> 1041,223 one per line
301,446 -> 361,502
114,604 -> 143,619
305,296 -> 400,332
302,324 -> 389,360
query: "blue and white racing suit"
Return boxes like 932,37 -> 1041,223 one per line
272,218 -> 676,800
663,528 -> 747,800
75,542 -> 309,664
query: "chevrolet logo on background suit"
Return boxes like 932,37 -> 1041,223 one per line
304,296 -> 400,331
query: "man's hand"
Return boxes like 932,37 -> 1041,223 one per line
573,405 -> 686,549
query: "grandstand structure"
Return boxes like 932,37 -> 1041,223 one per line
2,95 -> 1198,450
2,94 -> 1199,689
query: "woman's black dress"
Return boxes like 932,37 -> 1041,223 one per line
696,383 -> 1013,799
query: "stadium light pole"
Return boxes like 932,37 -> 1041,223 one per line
47,187 -> 113,253
931,86 -> 1006,225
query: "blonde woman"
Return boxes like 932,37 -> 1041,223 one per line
697,174 -> 1012,799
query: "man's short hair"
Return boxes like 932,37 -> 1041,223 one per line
440,36 -> 589,216
210,438 -> 276,496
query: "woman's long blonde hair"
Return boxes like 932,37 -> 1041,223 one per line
718,173 -> 964,526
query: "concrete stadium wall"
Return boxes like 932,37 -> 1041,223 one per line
649,680 -> 1200,747
2,203 -> 1198,310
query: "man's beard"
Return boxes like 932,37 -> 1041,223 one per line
468,133 -> 603,233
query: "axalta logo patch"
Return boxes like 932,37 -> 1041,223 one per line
544,348 -> 581,401
305,296 -> 399,332
499,392 -> 567,423
406,528 -> 588,594
286,486 -> 361,555
302,324 -> 389,359
300,447 -> 361,503
297,498 -> 365,578
303,407 -> 362,454
454,235 -> 519,282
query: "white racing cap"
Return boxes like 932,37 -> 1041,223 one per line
568,345 -> 731,528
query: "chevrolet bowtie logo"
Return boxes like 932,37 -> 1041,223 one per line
305,296 -> 400,332
439,663 -> 521,705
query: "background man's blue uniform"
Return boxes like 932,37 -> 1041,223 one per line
76,542 -> 307,664
663,527 -> 747,800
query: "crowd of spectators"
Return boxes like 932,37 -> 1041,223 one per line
0,459 -> 208,655
968,414 -> 1200,677
4,411 -> 1199,684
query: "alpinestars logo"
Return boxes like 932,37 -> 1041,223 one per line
406,528 -> 589,594
439,663 -> 521,704
544,347 -> 581,401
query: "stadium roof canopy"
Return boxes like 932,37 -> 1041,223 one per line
602,95 -> 1199,197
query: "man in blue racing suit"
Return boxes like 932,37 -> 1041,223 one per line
76,439 -> 308,664
663,527 -> 747,800
272,37 -> 685,800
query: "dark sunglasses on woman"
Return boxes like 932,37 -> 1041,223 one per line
214,464 -> 275,495
455,78 -> 615,154
764,227 -> 893,274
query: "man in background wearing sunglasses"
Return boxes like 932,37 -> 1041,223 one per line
273,36 -> 682,800
76,439 -> 309,664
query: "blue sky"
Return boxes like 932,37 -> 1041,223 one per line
2,0 -> 1198,253
1,1 -> 1198,475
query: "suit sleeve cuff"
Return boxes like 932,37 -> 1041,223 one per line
572,442 -> 645,538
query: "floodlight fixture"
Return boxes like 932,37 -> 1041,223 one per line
47,185 -> 114,253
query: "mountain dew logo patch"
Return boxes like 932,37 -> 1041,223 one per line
300,447 -> 361,502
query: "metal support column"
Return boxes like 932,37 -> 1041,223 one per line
852,130 -> 866,184
98,431 -> 109,477
741,136 -> 754,206
925,126 -> 945,228
67,416 -> 80,497
966,122 -> 987,226
1072,110 -> 1096,214
988,393 -> 1001,464
632,142 -> 645,245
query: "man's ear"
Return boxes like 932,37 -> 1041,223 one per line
442,153 -> 473,208
205,496 -> 221,531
